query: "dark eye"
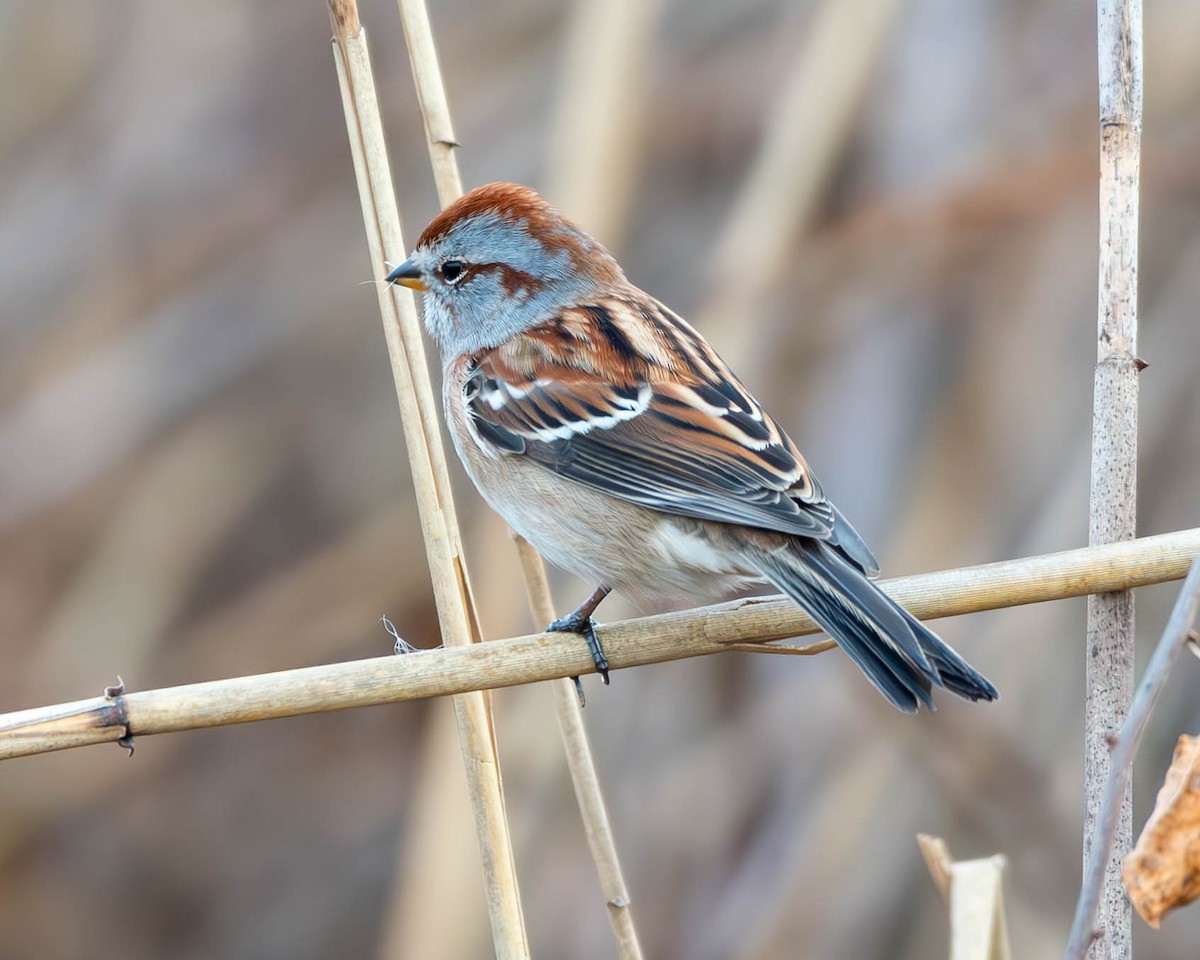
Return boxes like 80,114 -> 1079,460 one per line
440,259 -> 466,284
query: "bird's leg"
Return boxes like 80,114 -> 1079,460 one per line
547,586 -> 613,697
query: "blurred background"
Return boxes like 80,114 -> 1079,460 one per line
1,1 -> 1198,957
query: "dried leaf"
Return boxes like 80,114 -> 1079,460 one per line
1123,734 -> 1200,928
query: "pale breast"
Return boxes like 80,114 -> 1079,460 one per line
442,357 -> 762,609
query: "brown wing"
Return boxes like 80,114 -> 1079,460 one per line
463,297 -> 880,572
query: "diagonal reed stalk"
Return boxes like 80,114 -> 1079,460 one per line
394,3 -> 645,955
327,3 -> 528,957
2,529 -> 1198,763
1066,555 -> 1200,960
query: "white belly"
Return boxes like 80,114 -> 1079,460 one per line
448,411 -> 759,609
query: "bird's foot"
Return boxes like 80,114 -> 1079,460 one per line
547,610 -> 610,687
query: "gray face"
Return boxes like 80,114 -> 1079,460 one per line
406,211 -> 622,361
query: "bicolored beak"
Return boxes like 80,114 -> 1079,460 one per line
385,258 -> 427,291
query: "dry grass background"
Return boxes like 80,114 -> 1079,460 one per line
1,1 -> 1199,958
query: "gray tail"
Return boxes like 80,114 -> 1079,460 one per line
751,541 -> 998,713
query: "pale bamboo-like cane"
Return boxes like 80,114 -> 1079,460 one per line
394,4 -> 645,955
326,3 -> 528,958
395,0 -> 463,204
1083,1 -> 1142,957
512,536 -> 645,959
2,529 -> 1197,763
1065,556 -> 1200,960
918,835 -> 1013,960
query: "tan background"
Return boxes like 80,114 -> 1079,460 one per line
1,1 -> 1198,958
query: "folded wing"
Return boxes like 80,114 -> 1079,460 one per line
462,298 -> 879,573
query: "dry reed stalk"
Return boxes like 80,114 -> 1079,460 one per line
919,835 -> 1013,960
1066,556 -> 1200,959
395,0 -> 462,203
327,3 -> 528,957
394,4 -> 645,954
380,8 -> 487,956
512,536 -> 645,959
2,528 -> 1197,761
1084,1 -> 1142,957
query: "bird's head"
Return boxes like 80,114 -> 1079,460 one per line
387,183 -> 625,360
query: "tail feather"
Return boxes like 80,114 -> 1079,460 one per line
901,607 -> 999,702
751,541 -> 998,712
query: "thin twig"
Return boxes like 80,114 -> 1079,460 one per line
327,4 -> 528,957
394,4 -> 646,954
724,638 -> 834,655
1065,555 -> 1200,960
1084,0 -> 1143,956
1,529 -> 1197,761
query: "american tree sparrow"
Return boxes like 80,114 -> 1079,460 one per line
387,183 -> 997,712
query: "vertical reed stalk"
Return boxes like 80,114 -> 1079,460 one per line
327,3 -> 528,958
1066,557 -> 1200,960
1084,0 -> 1142,957
395,0 -> 463,204
395,2 -> 645,955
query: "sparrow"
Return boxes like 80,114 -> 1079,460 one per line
386,182 -> 997,713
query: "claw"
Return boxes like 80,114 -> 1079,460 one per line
547,611 -> 610,685
547,585 -> 613,698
